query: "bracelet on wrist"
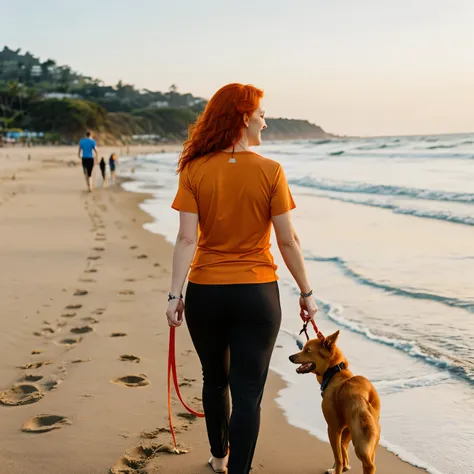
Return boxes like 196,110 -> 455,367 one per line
300,289 -> 313,298
168,292 -> 183,302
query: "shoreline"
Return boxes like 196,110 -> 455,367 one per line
0,146 -> 427,473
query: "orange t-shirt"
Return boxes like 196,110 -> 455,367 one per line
171,151 -> 296,284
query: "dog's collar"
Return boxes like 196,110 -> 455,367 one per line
321,362 -> 346,397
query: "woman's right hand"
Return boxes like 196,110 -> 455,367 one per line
299,294 -> 318,321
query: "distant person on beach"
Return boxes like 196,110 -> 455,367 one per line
166,83 -> 318,474
99,157 -> 107,187
78,131 -> 98,192
109,153 -> 117,184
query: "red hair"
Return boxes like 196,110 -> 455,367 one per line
177,83 -> 264,173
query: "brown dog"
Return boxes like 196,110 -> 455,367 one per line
289,330 -> 381,474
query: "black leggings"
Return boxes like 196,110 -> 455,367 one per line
185,281 -> 281,474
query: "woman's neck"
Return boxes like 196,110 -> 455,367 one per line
223,137 -> 250,153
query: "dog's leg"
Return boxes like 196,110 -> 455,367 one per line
341,427 -> 352,471
362,459 -> 376,474
326,428 -> 344,474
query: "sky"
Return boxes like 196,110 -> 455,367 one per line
2,0 -> 473,136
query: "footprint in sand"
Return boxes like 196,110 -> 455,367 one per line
33,327 -> 56,337
74,289 -> 88,296
153,263 -> 161,267
95,237 -> 106,242
124,278 -> 136,282
140,427 -> 171,439
19,361 -> 53,370
87,255 -> 101,261
93,247 -> 105,252
42,379 -> 63,392
109,443 -> 181,474
61,312 -> 76,318
31,350 -> 43,355
59,338 -> 82,346
0,384 -> 44,406
178,412 -> 197,421
70,326 -> 93,334
119,290 -> 135,296
92,308 -> 105,315
119,354 -> 141,363
22,414 -> 71,433
81,316 -> 99,324
110,332 -> 127,338
65,304 -> 82,310
70,358 -> 91,364
129,245 -> 138,250
85,269 -> 97,273
112,375 -> 149,387
136,254 -> 148,259
22,374 -> 44,382
79,278 -> 95,283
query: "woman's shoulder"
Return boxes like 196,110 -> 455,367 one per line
248,151 -> 282,172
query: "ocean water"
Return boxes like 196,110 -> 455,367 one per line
119,132 -> 474,474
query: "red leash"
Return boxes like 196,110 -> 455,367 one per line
167,327 -> 205,450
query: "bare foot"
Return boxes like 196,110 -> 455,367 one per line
208,455 -> 228,473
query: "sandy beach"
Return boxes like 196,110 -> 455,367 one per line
0,146 -> 426,474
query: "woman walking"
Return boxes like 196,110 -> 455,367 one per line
166,83 -> 317,474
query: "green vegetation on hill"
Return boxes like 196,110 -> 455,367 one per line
263,118 -> 326,140
0,46 -> 329,143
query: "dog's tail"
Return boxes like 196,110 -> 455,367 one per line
351,398 -> 380,470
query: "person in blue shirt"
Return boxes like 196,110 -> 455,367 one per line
78,131 -> 98,191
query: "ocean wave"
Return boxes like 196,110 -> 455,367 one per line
425,140 -> 474,149
355,143 -> 401,150
289,176 -> 474,204
307,139 -> 333,145
283,289 -> 474,385
373,372 -> 452,395
301,296 -> 474,384
305,255 -> 474,313
380,439 -> 446,474
329,150 -> 345,156
427,144 -> 458,149
301,191 -> 474,227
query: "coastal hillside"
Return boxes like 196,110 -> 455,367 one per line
0,46 -> 329,143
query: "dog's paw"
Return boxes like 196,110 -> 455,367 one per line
325,467 -> 350,474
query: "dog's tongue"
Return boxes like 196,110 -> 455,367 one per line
296,362 -> 315,374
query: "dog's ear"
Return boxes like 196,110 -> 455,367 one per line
323,330 -> 340,350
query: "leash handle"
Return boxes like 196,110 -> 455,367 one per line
168,327 -> 205,450
299,314 -> 321,340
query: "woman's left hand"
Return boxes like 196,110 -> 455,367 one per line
166,298 -> 184,327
